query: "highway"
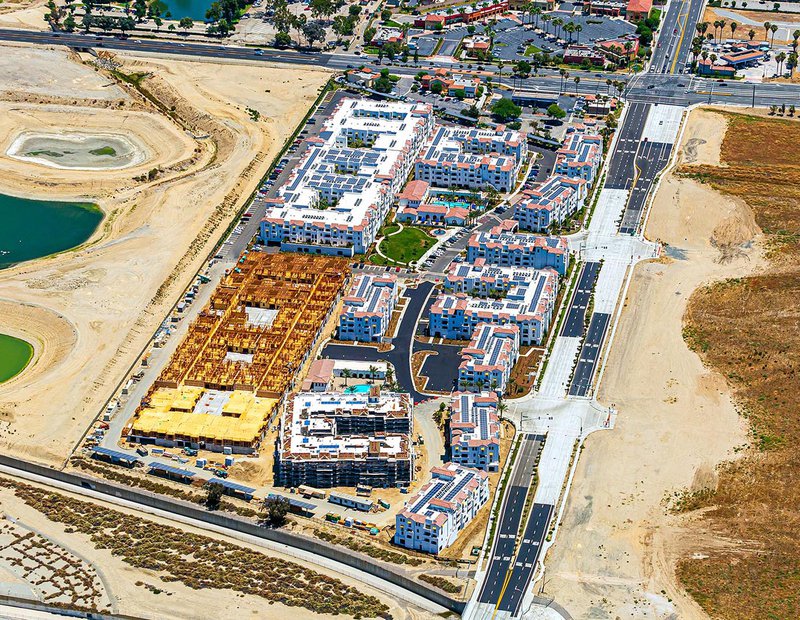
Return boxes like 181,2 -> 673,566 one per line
2,27 -> 800,108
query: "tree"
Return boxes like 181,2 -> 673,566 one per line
515,59 -> 532,76
730,21 -> 737,38
490,97 -> 521,122
133,0 -> 147,21
341,368 -> 352,386
205,483 -> 223,510
748,28 -> 756,41
64,12 -> 76,31
368,365 -> 378,384
302,19 -> 326,48
179,16 -> 193,33
262,496 -> 290,526
764,21 -> 771,41
275,30 -> 292,47
381,8 -> 392,22
770,23 -> 778,48
547,103 -> 566,120
363,26 -> 376,44
153,16 -> 162,31
573,75 -> 580,94
430,81 -> 443,95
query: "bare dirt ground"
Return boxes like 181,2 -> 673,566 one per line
0,475 -> 430,620
543,108 -> 764,620
0,0 -> 46,29
0,43 -> 330,466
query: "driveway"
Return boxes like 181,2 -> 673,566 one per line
322,281 -> 436,403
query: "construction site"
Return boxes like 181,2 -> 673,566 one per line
127,253 -> 350,454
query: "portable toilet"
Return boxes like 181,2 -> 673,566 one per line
223,446 -> 232,456
196,458 -> 207,468
224,456 -> 235,467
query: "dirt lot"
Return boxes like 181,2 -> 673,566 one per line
702,7 -> 800,45
674,110 -> 800,620
0,44 -> 330,466
543,108 -> 765,619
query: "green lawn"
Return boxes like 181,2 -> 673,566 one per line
524,45 -> 542,56
378,226 -> 436,265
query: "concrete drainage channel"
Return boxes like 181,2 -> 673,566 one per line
0,453 -> 467,615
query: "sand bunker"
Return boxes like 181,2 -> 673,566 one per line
7,131 -> 148,170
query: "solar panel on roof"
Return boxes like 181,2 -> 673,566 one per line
443,471 -> 474,502
410,481 -> 445,514
208,478 -> 256,494
92,446 -> 139,462
148,462 -> 196,478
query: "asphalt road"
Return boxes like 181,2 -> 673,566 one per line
478,434 -> 546,606
496,503 -> 555,614
618,138 -> 673,235
3,27 -> 800,108
650,0 -> 707,75
322,281 -> 435,403
605,101 -> 649,191
560,261 -> 601,338
568,312 -> 611,397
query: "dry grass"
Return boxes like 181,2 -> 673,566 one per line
506,346 -> 544,398
675,110 -> 800,620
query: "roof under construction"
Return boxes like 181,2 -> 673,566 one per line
130,253 -> 349,449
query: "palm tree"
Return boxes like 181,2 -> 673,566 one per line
498,401 -> 508,420
542,14 -> 551,34
368,365 -> 378,384
764,21 -> 771,41
730,22 -> 737,38
793,29 -> 800,49
748,29 -> 756,41
606,77 -> 612,93
497,60 -> 504,86
532,7 -> 542,29
776,51 -> 787,75
771,23 -> 778,48
719,19 -> 727,40
341,369 -> 352,387
574,75 -> 580,94
575,23 -> 582,44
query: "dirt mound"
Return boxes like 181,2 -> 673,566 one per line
227,459 -> 272,486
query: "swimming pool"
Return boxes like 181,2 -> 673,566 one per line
432,200 -> 475,209
344,384 -> 372,394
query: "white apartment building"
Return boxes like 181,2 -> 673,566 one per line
260,99 -> 434,256
395,462 -> 490,554
449,392 -> 501,471
514,175 -> 587,232
277,388 -> 414,488
554,126 -> 603,181
466,220 -> 569,275
457,324 -> 520,394
338,273 -> 398,342
431,266 -> 558,345
414,125 -> 527,193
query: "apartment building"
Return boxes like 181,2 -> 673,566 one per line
260,98 -> 434,256
554,128 -> 603,181
338,273 -> 398,342
457,324 -> 520,394
449,392 -> 501,471
466,220 -> 569,275
432,266 -> 558,345
277,387 -> 414,488
414,125 -> 527,193
394,463 -> 490,554
514,175 -> 587,232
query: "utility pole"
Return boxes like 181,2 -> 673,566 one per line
752,82 -> 756,108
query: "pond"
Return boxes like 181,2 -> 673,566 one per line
0,333 -> 34,383
0,193 -> 103,270
7,132 -> 147,170
159,0 -> 215,20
